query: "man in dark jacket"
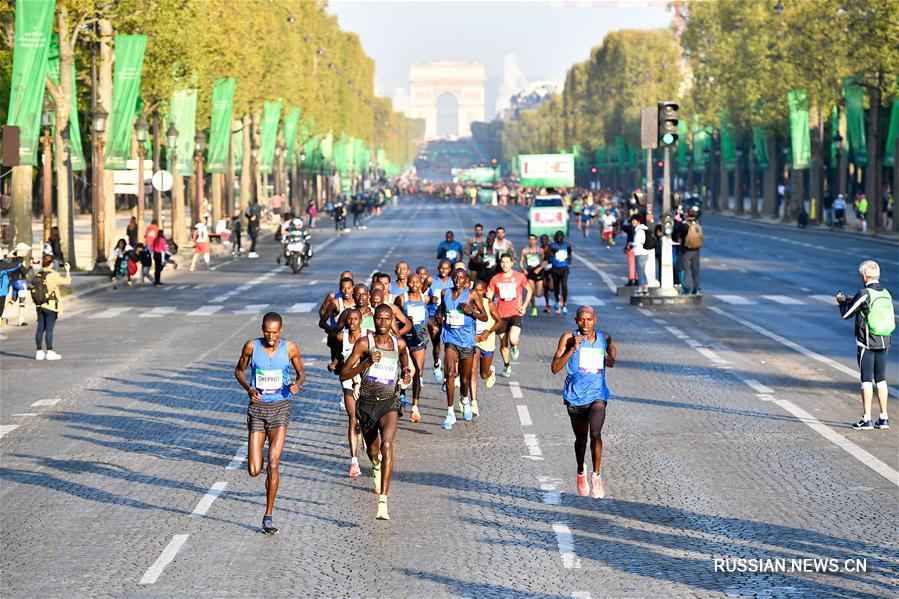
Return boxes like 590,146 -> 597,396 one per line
674,206 -> 702,295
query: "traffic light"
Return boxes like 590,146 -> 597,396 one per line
661,213 -> 674,236
590,166 -> 597,175
657,102 -> 679,146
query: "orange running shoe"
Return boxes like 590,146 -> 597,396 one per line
576,472 -> 589,497
591,473 -> 605,499
349,460 -> 361,478
410,406 -> 421,422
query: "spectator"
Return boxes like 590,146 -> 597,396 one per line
676,205 -> 703,295
245,199 -> 261,258
191,222 -> 211,271
110,238 -> 133,289
126,216 -> 139,247
144,218 -> 160,248
619,218 -> 637,287
630,213 -> 651,296
307,203 -> 318,228
230,208 -> 243,257
33,254 -> 71,361
214,217 -> 231,244
151,230 -> 169,286
6,243 -> 33,326
855,193 -> 868,232
833,194 -> 847,228
135,243 -> 154,285
46,226 -> 65,269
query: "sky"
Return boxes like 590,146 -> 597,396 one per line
328,1 -> 673,117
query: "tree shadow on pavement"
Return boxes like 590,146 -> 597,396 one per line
397,568 -> 565,599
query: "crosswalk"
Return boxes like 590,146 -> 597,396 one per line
714,294 -> 838,306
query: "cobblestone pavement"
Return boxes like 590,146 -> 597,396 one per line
1,198 -> 896,598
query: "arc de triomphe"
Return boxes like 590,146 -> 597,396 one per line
409,62 -> 485,139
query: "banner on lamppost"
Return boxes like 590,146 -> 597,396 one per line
719,111 -> 736,172
206,77 -> 235,173
282,107 -> 300,166
232,119 -> 243,175
842,78 -> 867,167
676,120 -> 689,174
5,0 -> 56,166
168,89 -> 196,177
691,116 -> 711,174
884,98 -> 898,168
105,35 -> 147,170
788,89 -> 811,170
47,35 -> 86,170
258,99 -> 281,174
752,127 -> 769,170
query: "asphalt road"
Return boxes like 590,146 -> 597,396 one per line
1,197 -> 896,598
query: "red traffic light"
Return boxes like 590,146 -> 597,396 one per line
657,186 -> 663,192
590,167 -> 597,174
479,163 -> 484,167
490,158 -> 497,165
657,161 -> 663,167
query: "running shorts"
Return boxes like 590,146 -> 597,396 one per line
496,315 -> 523,333
526,269 -> 544,282
857,346 -> 888,384
565,399 -> 607,420
356,396 -> 401,431
444,342 -> 475,360
247,399 -> 292,433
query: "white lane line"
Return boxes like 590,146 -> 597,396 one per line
140,306 -> 177,318
174,284 -> 190,290
286,302 -> 316,313
665,326 -> 689,339
139,534 -> 189,585
572,254 -> 618,293
189,305 -> 222,316
307,280 -> 318,285
762,294 -> 805,305
552,523 -> 582,569
637,307 -> 653,317
516,405 -> 532,426
236,284 -> 252,291
756,393 -> 774,402
31,398 -> 61,407
714,295 -> 756,305
509,381 -> 523,399
225,443 -> 248,470
653,318 -> 666,324
809,294 -> 837,304
190,481 -> 228,517
233,303 -> 269,315
742,378 -> 774,394
537,476 -> 562,506
569,295 -> 606,306
0,424 -> 19,438
523,434 -> 543,460
571,593 -> 593,599
710,306 -> 899,399
209,292 -> 236,304
696,346 -> 727,364
88,307 -> 132,319
208,257 -> 235,271
11,413 -> 38,417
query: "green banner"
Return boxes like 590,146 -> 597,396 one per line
884,98 -> 898,168
206,77 -> 235,173
169,89 -> 196,177
788,89 -> 811,170
258,99 -> 281,174
615,136 -> 626,168
282,107 -> 300,166
232,119 -> 243,175
842,78 -> 867,167
333,136 -> 350,173
752,127 -> 769,170
719,111 -> 736,172
320,131 -> 333,162
692,116 -> 711,174
518,153 -> 575,187
47,34 -> 85,170
676,120 -> 689,174
105,35 -> 147,169
5,0 -> 55,166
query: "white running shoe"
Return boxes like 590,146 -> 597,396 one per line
35,350 -> 45,360
45,350 -> 62,360
442,409 -> 457,430
248,252 -> 259,259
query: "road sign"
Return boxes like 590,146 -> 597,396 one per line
151,170 -> 174,192
112,159 -> 153,194
641,107 -> 658,149
518,154 -> 574,188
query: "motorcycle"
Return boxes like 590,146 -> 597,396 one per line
283,229 -> 312,274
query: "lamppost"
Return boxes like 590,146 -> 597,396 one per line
166,122 -> 179,240
40,94 -> 55,242
274,143 -> 283,197
194,131 -> 206,225
60,126 -> 76,267
833,132 -> 843,197
135,113 -> 149,230
299,151 -> 307,210
90,102 -> 111,275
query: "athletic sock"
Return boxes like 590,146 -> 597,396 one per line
880,412 -> 889,420
351,456 -> 358,464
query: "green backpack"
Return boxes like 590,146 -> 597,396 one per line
866,288 -> 896,336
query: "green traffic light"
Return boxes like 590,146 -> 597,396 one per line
662,132 -> 676,145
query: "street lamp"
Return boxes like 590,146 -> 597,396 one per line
40,95 -> 55,242
90,102 -> 111,275
166,122 -> 179,241
299,151 -> 307,209
135,113 -> 149,230
194,131 -> 207,225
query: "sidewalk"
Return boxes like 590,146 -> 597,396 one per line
711,207 -> 899,246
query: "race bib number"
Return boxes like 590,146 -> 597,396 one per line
555,249 -> 568,262
526,254 -> 540,268
361,316 -> 375,332
367,357 -> 398,385
483,254 -> 496,267
499,282 -> 518,301
255,369 -> 283,392
446,249 -> 459,261
408,304 -> 426,324
446,310 -> 465,328
578,348 -> 605,374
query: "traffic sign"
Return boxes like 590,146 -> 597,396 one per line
151,170 -> 174,192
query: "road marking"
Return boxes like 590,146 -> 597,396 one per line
11,413 -> 38,417
523,434 -> 543,460
709,306 -> 899,399
696,347 -> 727,364
714,295 -> 756,305
139,534 -> 189,585
140,306 -> 177,318
189,305 -> 222,316
516,405 -> 532,426
209,257 -> 235,271
756,393 -> 774,402
569,295 -> 606,306
552,523 -> 582,569
287,302 -> 316,313
809,294 -> 836,304
742,378 -> 774,394
233,303 -> 269,315
763,294 -> 804,305
307,280 -> 318,285
509,381 -> 523,398
537,476 -> 562,505
571,593 -> 593,599
225,443 -> 248,470
190,481 -> 228,517
209,291 -> 236,303
637,307 -> 653,317
665,326 -> 689,339
174,284 -> 190,290
31,398 -> 60,407
0,424 -> 19,438
572,254 -> 618,293
88,307 -> 132,319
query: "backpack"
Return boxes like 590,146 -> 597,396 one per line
684,221 -> 704,249
866,288 -> 896,337
0,266 -> 14,296
642,228 -> 657,250
29,271 -> 54,306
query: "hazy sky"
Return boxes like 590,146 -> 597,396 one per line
328,1 -> 672,115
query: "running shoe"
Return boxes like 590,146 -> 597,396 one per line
510,345 -> 519,361
45,350 -> 61,361
561,306 -> 568,316
462,399 -> 473,421
500,364 -> 512,378
852,419 -> 874,430
442,410 -> 456,430
400,391 -> 411,407
485,366 -> 496,388
543,306 -> 550,313
530,306 -> 537,317
376,495 -> 390,520
349,460 -> 361,478
442,382 -> 447,394
874,418 -> 890,429
554,303 -> 560,312
262,514 -> 279,535
591,473 -> 605,499
471,400 -> 479,418
576,473 -> 589,497
372,461 -> 382,494
434,362 -> 444,383
458,399 -> 464,415
35,350 -> 45,360
410,406 -> 421,422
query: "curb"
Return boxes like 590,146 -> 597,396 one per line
710,211 -> 899,247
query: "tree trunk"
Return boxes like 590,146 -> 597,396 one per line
718,152 -> 728,212
48,6 -> 75,266
152,110 -> 162,224
211,172 -> 222,226
749,157 -> 759,217
763,135 -> 777,217
9,166 -> 33,249
172,173 -> 186,247
865,82 -> 881,231
734,150 -> 744,214
99,18 -> 115,255
239,113 -> 252,214
809,108 -> 823,224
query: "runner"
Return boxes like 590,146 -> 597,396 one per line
477,230 -> 499,283
469,279 -> 504,417
437,268 -> 487,429
427,259 -> 454,383
318,270 -> 354,331
601,209 -> 617,251
372,272 -> 394,303
319,276 -> 356,334
328,308 -> 364,476
549,231 -> 572,315
394,273 -> 429,421
492,226 -> 516,260
465,223 -> 486,282
519,234 -> 547,317
334,284 -> 375,334
234,312 -> 306,533
550,305 -> 617,499
389,262 -> 410,298
340,305 -> 413,520
487,254 -> 534,378
436,231 -> 464,264
539,234 -> 554,313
